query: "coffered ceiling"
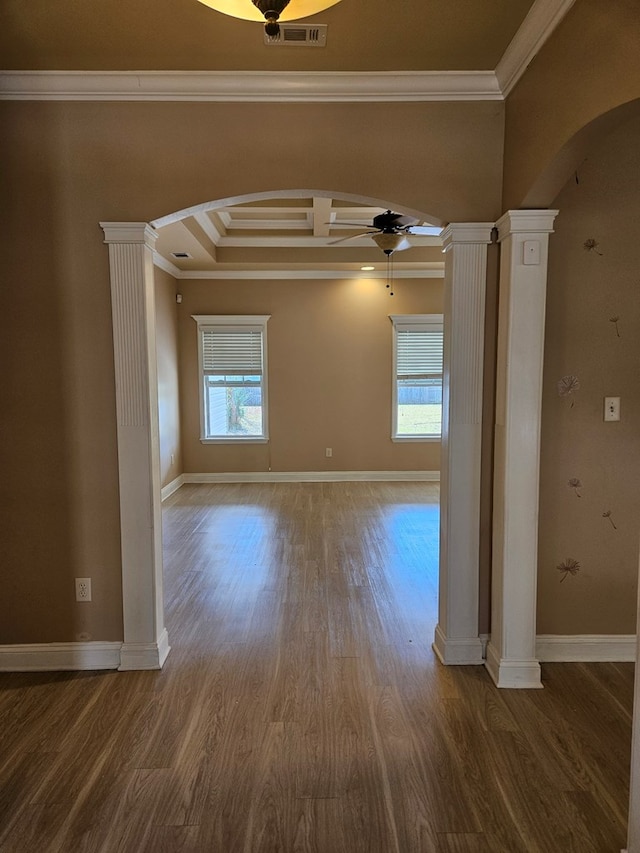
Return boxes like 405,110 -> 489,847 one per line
152,197 -> 444,278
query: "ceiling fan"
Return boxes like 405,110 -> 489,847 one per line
329,210 -> 435,255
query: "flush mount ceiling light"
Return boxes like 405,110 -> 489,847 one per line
197,0 -> 343,35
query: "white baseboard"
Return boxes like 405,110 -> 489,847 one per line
536,634 -> 636,662
432,624 -> 485,665
0,641 -> 122,671
0,630 -> 172,672
183,470 -> 440,484
484,642 -> 544,689
118,629 -> 171,671
161,473 -> 184,501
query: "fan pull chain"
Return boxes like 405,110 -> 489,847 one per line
385,252 -> 394,296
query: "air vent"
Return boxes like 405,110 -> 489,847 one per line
171,251 -> 192,259
264,23 -> 327,46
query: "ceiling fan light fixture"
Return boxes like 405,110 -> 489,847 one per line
252,0 -> 289,34
197,0 -> 343,28
372,232 -> 410,255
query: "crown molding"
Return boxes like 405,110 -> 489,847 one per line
496,0 -> 577,97
0,1 -> 574,103
100,221 -> 158,246
154,252 -> 182,278
496,209 -> 558,240
0,70 -> 502,102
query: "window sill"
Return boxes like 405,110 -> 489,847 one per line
392,435 -> 441,443
200,437 -> 269,445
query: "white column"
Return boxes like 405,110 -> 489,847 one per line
101,222 -> 170,670
433,223 -> 493,665
485,210 -> 557,689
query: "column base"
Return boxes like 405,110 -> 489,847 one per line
118,629 -> 171,671
433,624 -> 485,665
485,641 -> 543,688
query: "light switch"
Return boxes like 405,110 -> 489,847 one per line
604,396 -> 621,422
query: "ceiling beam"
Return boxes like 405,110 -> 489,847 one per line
312,197 -> 333,238
182,217 -> 218,263
194,211 -> 223,245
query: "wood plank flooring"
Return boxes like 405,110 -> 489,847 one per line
0,481 -> 634,852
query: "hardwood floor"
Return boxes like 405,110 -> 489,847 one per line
0,482 -> 633,852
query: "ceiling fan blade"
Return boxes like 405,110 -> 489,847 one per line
328,231 -> 377,245
325,221 -> 379,228
406,225 -> 442,235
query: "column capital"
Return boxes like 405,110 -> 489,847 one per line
100,221 -> 158,247
496,210 -> 558,241
441,222 -> 495,251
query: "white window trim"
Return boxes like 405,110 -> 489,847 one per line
390,313 -> 443,442
192,314 -> 271,444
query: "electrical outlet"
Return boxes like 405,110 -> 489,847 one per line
325,447 -> 332,458
75,577 -> 92,602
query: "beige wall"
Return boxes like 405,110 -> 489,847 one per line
0,97 -> 500,643
537,114 -> 640,635
179,276 -> 443,474
503,0 -> 640,210
155,268 -> 183,488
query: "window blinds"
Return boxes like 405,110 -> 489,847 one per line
201,328 -> 263,375
396,328 -> 443,378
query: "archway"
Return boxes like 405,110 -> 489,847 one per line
102,189 -> 494,673
494,99 -> 640,849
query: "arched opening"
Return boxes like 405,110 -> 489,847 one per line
523,101 -> 640,851
103,189 -> 492,673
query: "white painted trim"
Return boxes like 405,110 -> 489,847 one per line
0,70 -> 502,102
161,474 -> 185,501
536,634 -> 636,662
432,625 -> 485,665
440,223 -> 496,245
183,470 -> 439,483
485,642 -> 544,689
100,221 -> 158,244
217,235 -> 442,248
118,628 -> 171,671
154,252 -> 182,278
489,209 -> 558,691
102,222 -> 170,671
192,313 -> 270,443
0,642 -> 122,672
156,265 -> 445,280
435,225 -> 493,672
152,190 -> 444,231
496,0 -> 577,96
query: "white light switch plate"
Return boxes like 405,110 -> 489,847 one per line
604,396 -> 620,421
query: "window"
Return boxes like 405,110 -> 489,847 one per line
193,315 -> 270,442
390,314 -> 443,440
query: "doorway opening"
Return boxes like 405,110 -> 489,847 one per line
104,189 -> 490,673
